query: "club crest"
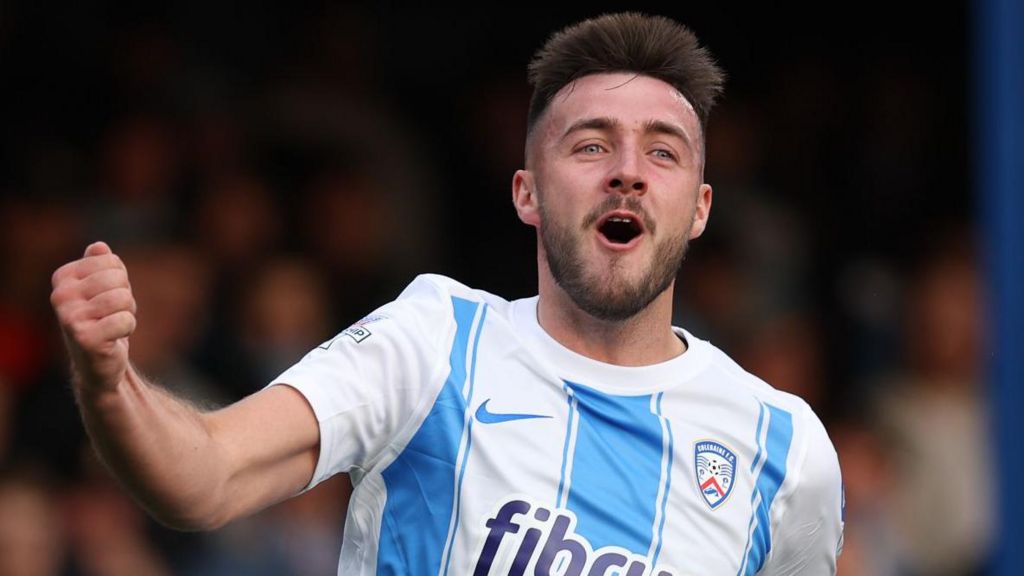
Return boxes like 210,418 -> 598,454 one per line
694,441 -> 737,510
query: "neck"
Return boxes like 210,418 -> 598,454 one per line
536,269 -> 686,367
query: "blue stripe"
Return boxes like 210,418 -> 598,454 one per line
652,392 -> 674,566
442,305 -> 488,576
377,297 -> 481,575
742,404 -> 794,576
556,383 -> 576,506
564,382 -> 662,553
737,402 -> 768,576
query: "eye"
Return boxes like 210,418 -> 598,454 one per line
578,143 -> 606,154
651,148 -> 677,161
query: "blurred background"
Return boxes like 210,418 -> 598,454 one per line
0,1 -> 1007,575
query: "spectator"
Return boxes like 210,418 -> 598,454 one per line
870,237 -> 992,575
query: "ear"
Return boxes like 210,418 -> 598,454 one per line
688,183 -> 713,240
512,169 -> 541,227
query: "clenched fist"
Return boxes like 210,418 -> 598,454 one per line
51,241 -> 138,393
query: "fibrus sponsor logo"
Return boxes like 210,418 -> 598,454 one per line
472,498 -> 679,576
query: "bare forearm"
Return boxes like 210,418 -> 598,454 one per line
76,365 -> 230,530
54,242 -> 319,531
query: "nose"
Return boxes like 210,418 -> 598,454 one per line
606,149 -> 647,195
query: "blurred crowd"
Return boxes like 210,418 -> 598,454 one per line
0,3 -> 984,576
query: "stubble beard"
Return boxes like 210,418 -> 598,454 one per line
538,192 -> 692,322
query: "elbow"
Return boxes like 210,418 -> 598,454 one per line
135,483 -> 235,532
147,502 -> 233,532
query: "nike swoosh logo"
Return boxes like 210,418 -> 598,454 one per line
475,399 -> 551,424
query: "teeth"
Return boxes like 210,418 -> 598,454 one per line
608,217 -> 633,223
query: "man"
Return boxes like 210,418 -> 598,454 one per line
51,12 -> 843,575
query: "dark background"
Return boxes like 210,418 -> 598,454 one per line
0,3 -> 984,575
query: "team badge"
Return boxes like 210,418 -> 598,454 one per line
694,441 -> 737,510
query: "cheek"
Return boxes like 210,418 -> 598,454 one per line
655,189 -> 701,230
537,195 -> 581,237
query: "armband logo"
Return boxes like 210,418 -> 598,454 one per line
320,314 -> 390,348
342,324 -> 372,343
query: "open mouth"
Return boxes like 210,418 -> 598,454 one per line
597,213 -> 644,245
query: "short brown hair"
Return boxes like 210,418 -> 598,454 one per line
527,12 -> 725,136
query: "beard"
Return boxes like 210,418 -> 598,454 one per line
539,193 -> 692,322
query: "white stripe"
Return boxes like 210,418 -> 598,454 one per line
558,392 -> 581,509
756,405 -> 771,472
438,304 -> 485,576
647,393 -> 672,561
554,392 -> 580,576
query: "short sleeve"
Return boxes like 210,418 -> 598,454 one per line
760,405 -> 844,575
267,275 -> 454,490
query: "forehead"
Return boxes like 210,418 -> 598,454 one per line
540,72 -> 700,140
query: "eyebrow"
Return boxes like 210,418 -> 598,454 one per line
559,116 -> 695,150
560,117 -> 619,142
643,119 -> 694,150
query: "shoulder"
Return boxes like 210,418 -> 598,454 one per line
398,274 -> 512,311
367,273 -> 506,321
690,333 -> 817,418
690,338 -> 843,569
327,274 -> 512,351
687,332 -> 838,486
391,273 -> 517,332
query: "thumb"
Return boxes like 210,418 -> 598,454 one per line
84,241 -> 112,258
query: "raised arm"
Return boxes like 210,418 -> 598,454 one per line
51,241 -> 320,530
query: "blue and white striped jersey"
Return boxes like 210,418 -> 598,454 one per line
270,274 -> 844,575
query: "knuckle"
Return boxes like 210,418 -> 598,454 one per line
109,311 -> 136,337
106,288 -> 123,305
50,284 -> 75,308
78,335 -> 101,352
53,302 -> 74,324
67,322 -> 89,344
83,273 -> 112,295
51,263 -> 74,287
102,267 -> 126,287
111,289 -> 133,310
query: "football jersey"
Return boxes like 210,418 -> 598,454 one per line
269,274 -> 844,575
